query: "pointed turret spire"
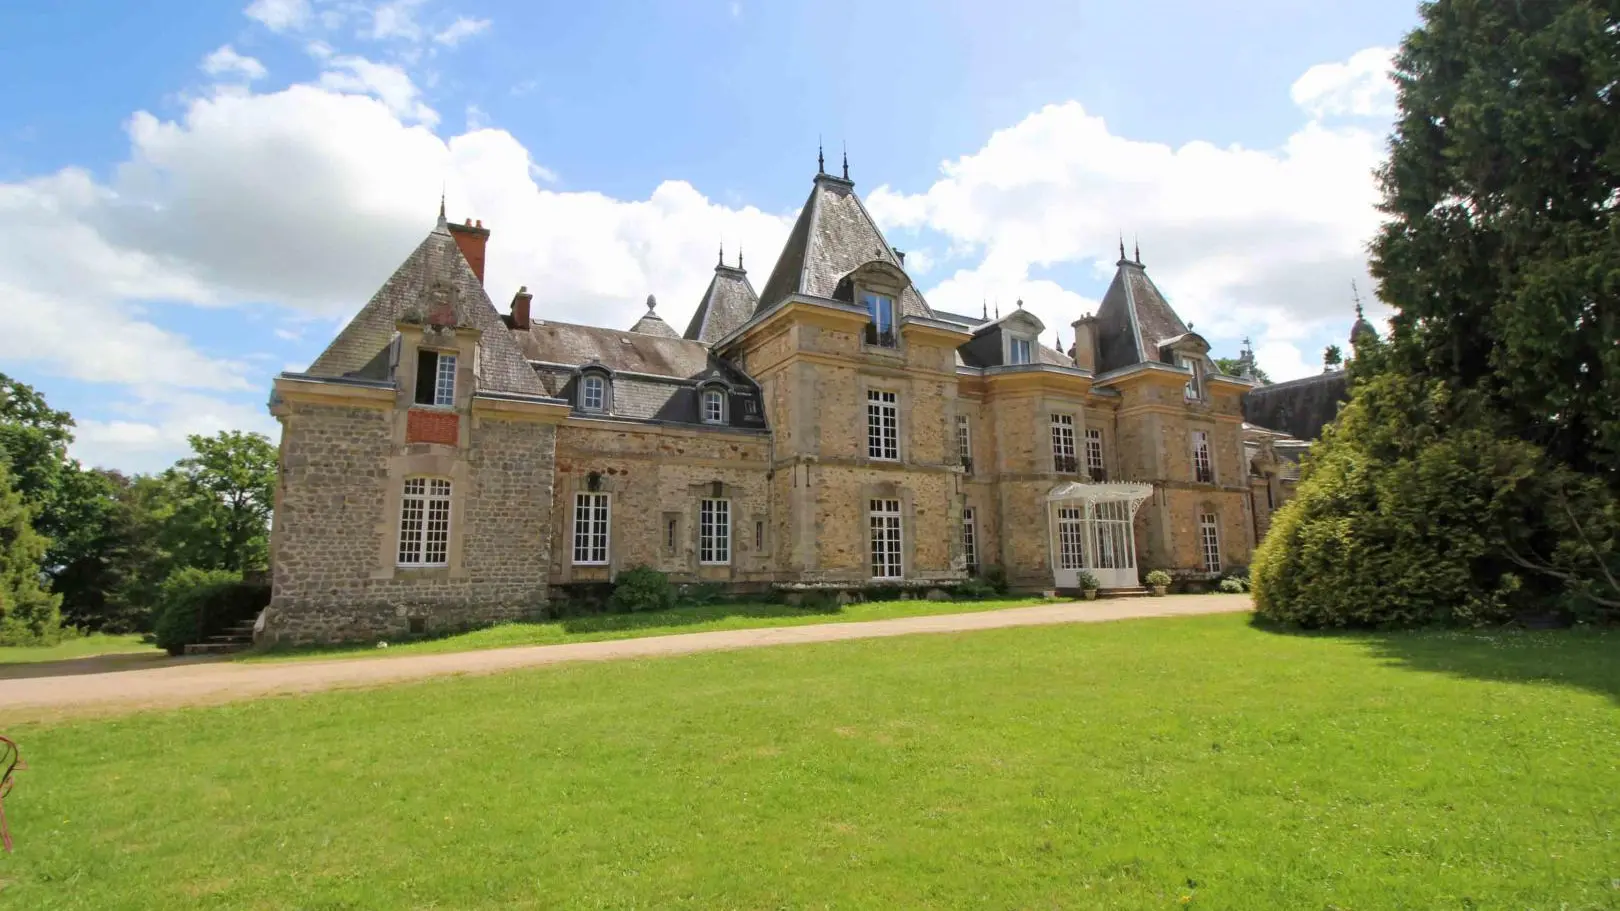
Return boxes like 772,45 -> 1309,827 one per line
718,242 -> 724,268
842,141 -> 849,180
981,299 -> 988,320
818,139 -> 825,174
1134,236 -> 1141,264
738,247 -> 744,271
1119,235 -> 1126,261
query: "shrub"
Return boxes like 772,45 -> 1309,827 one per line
981,566 -> 1009,595
676,582 -> 727,607
1218,577 -> 1247,594
609,566 -> 676,614
152,568 -> 270,655
1144,570 -> 1172,588
954,576 -> 999,601
1075,570 -> 1100,591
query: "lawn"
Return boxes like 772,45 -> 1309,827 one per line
244,596 -> 1050,662
2,613 -> 1616,910
0,634 -> 159,665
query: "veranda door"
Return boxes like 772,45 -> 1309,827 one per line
1086,500 -> 1139,589
1045,482 -> 1153,591
1052,507 -> 1087,588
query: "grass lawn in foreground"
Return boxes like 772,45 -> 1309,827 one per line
0,633 -> 159,665
3,613 -> 1617,909
244,596 -> 1049,662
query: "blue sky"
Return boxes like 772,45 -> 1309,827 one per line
0,0 -> 1419,473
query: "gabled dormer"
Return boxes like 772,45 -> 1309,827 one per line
955,304 -> 1054,368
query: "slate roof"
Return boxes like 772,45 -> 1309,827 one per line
756,174 -> 931,317
1241,371 -> 1351,442
684,263 -> 759,344
628,295 -> 681,339
514,320 -> 720,378
1094,256 -> 1192,374
307,217 -> 545,397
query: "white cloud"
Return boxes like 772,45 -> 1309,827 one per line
71,393 -> 280,473
434,17 -> 491,47
368,0 -> 429,42
244,0 -> 311,32
1291,46 -> 1397,119
317,55 -> 438,125
201,45 -> 268,81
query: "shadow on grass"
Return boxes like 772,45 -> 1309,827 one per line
1249,615 -> 1620,703
0,651 -> 222,681
556,600 -> 844,636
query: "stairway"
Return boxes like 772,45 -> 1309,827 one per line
183,620 -> 257,656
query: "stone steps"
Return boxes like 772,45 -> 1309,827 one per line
183,621 -> 257,656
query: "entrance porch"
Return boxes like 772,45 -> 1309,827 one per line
1047,482 -> 1154,590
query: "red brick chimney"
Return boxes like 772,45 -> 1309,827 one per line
510,285 -> 533,330
447,217 -> 490,285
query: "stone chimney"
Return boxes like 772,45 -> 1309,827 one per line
447,217 -> 491,285
509,285 -> 532,330
1070,314 -> 1098,372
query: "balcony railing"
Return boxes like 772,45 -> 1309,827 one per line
864,324 -> 898,348
1053,454 -> 1079,474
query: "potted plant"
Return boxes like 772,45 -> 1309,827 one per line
1075,571 -> 1101,601
1144,570 -> 1172,596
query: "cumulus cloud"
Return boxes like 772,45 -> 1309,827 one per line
1291,46 -> 1398,119
317,56 -> 438,124
368,0 -> 429,42
434,16 -> 491,46
244,0 -> 311,32
71,392 -> 281,474
201,45 -> 268,81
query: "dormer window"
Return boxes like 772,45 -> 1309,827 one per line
1181,356 -> 1206,401
580,374 -> 608,412
1009,337 -> 1034,365
414,349 -> 456,407
863,292 -> 897,348
701,388 -> 725,424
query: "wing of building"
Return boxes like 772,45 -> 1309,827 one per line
265,163 -> 1311,645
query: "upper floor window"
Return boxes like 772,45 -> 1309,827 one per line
1182,356 -> 1206,401
1192,430 -> 1214,484
863,293 -> 897,348
956,414 -> 972,472
398,477 -> 451,566
1009,337 -> 1034,365
1051,414 -> 1077,473
573,492 -> 610,564
414,350 -> 456,407
867,389 -> 899,461
580,374 -> 607,412
1085,428 -> 1106,482
701,388 -> 725,424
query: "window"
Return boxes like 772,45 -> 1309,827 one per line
1182,356 -> 1205,401
699,499 -> 730,564
1192,430 -> 1214,484
755,520 -> 764,551
956,414 -> 972,471
1085,428 -> 1106,482
580,374 -> 607,412
572,492 -> 610,564
867,389 -> 899,461
869,498 -> 903,579
666,517 -> 678,553
1009,337 -> 1034,365
962,507 -> 978,573
701,388 -> 725,424
414,350 -> 457,406
1051,414 -> 1077,473
863,292 -> 897,347
398,477 -> 451,566
1199,513 -> 1221,573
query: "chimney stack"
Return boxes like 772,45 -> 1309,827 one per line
1070,314 -> 1098,372
509,285 -> 532,330
447,217 -> 491,285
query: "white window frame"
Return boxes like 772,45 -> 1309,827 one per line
699,498 -> 731,565
397,477 -> 452,567
1051,414 -> 1076,473
956,414 -> 972,469
1199,513 -> 1221,573
868,498 -> 904,580
1009,336 -> 1034,365
580,374 -> 607,413
415,349 -> 457,407
1192,430 -> 1214,484
864,292 -> 896,334
867,389 -> 900,461
700,388 -> 726,424
1182,355 -> 1205,401
572,492 -> 611,565
962,506 -> 978,572
1085,428 -> 1106,481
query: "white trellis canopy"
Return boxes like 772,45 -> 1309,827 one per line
1046,481 -> 1154,511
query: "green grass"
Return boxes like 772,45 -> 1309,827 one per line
244,596 -> 1049,662
4,613 -> 1618,910
0,634 -> 159,665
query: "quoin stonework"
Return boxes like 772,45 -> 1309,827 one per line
265,161 -> 1336,645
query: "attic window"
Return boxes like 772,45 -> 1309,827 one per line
580,374 -> 608,412
701,388 -> 725,424
415,349 -> 456,406
863,293 -> 897,348
1009,337 -> 1034,365
1181,356 -> 1206,401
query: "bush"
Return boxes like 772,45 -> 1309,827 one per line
1144,570 -> 1172,588
1075,570 -> 1100,591
676,582 -> 727,607
609,566 -> 676,614
954,576 -> 999,600
1218,577 -> 1247,594
981,566 -> 1009,595
152,568 -> 270,655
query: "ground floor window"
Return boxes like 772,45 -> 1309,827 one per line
869,499 -> 903,579
1056,506 -> 1085,570
699,498 -> 730,564
398,477 -> 451,566
1199,512 -> 1221,573
573,492 -> 610,564
962,507 -> 978,573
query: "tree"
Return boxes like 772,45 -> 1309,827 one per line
51,470 -> 177,632
0,459 -> 63,644
170,431 -> 277,574
1214,357 -> 1272,384
1370,0 -> 1619,480
1322,345 -> 1344,370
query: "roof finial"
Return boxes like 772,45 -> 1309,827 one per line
842,141 -> 849,180
646,294 -> 657,312
1134,235 -> 1140,264
718,242 -> 724,268
1016,298 -> 1024,309
1118,235 -> 1126,262
1351,278 -> 1365,319
437,184 -> 447,226
981,299 -> 988,319
995,300 -> 1000,319
818,138 -> 825,174
738,247 -> 743,270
